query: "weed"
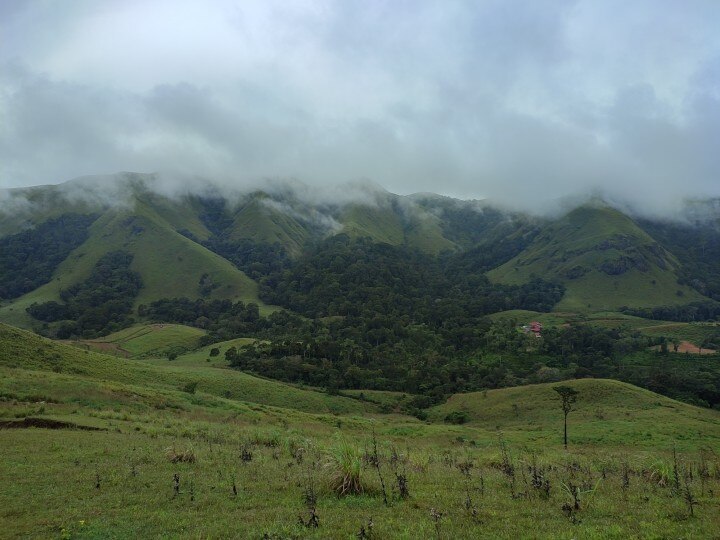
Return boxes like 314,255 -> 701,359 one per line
371,429 -> 388,506
429,507 -> 443,539
683,468 -> 698,517
356,517 -> 374,539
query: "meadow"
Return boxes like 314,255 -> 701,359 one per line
1,323 -> 720,538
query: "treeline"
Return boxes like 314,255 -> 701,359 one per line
621,301 -> 720,322
0,214 -> 98,299
27,251 -> 141,338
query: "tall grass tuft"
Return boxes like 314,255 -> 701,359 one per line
327,439 -> 364,496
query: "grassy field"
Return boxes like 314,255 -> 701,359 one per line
69,324 -> 208,359
1,323 -> 720,538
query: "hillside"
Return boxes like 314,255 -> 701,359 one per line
0,323 -> 375,415
0,179 -> 274,329
429,378 -> 720,448
2,321 -> 720,538
488,205 -> 704,311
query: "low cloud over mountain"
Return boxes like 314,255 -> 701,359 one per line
1,1 -> 719,216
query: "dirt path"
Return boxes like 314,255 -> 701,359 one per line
675,341 -> 716,354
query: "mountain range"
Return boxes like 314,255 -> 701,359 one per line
1,172 -> 719,332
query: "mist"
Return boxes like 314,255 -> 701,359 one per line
1,1 -> 719,217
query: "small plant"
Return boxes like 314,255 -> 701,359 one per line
530,455 -> 551,500
327,439 -> 364,497
683,467 -> 698,517
621,461 -> 630,498
498,434 -> 516,498
300,456 -> 320,529
173,473 -> 180,497
429,507 -> 443,539
371,430 -> 388,506
356,517 -> 374,539
394,471 -> 409,500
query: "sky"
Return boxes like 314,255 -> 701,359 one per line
1,0 -> 719,213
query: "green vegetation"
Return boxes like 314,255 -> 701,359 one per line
638,216 -> 720,301
1,324 -> 720,538
27,251 -> 142,338
0,213 -> 98,300
488,205 -> 704,310
0,323 -> 374,415
72,323 -> 208,359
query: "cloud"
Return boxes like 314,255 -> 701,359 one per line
0,0 -> 719,216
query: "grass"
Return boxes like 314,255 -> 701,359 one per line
1,323 -> 720,538
70,324 -> 207,358
144,337 -> 257,367
229,196 -> 311,257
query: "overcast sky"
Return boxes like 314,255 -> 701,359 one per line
1,0 -> 719,212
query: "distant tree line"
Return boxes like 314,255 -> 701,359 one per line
621,301 -> 720,322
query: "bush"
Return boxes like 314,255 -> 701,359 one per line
182,381 -> 199,394
444,411 -> 469,425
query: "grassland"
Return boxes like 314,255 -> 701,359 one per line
69,324 -> 208,359
1,323 -> 720,538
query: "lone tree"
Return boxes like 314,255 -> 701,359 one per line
553,385 -> 579,449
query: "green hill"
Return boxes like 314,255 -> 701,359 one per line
339,200 -> 457,254
69,323 -> 207,358
228,194 -> 312,256
429,378 -> 720,448
0,323 -> 374,415
488,205 -> 704,311
0,179 -> 278,329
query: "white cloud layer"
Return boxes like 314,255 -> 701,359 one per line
1,0 -> 719,214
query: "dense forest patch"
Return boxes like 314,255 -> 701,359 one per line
0,214 -> 98,299
27,251 -> 142,338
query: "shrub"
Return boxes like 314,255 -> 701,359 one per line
444,411 -> 468,425
182,381 -> 199,394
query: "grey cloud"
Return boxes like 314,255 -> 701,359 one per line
1,0 -> 719,218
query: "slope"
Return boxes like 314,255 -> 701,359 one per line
0,323 -> 375,415
429,378 -> 720,448
488,204 -> 704,311
227,194 -> 312,256
0,199 -> 270,329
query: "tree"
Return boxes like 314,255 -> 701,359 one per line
553,385 -> 579,449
